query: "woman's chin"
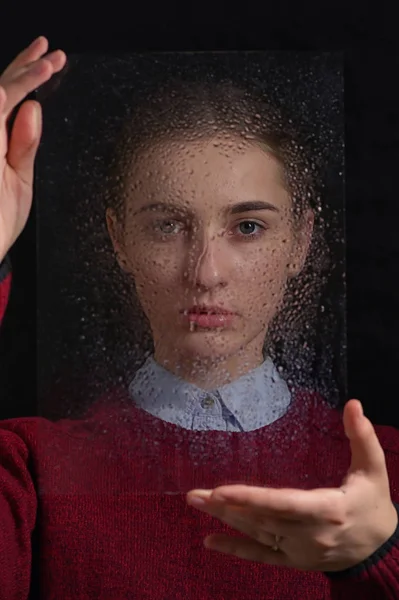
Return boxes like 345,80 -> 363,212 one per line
174,329 -> 243,361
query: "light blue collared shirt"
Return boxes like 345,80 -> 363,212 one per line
129,357 -> 291,432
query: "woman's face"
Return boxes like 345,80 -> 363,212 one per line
107,136 -> 312,371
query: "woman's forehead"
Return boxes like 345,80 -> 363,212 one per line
123,138 -> 290,212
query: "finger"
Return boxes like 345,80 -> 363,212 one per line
2,49 -> 66,87
7,100 -> 42,187
203,533 -> 288,567
204,504 -> 301,541
1,36 -> 49,78
194,485 -> 344,522
188,485 -> 347,525
344,399 -> 388,477
1,51 -> 66,118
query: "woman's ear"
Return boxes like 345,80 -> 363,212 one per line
287,209 -> 314,278
106,208 -> 130,273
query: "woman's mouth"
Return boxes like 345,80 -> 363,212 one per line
181,306 -> 236,330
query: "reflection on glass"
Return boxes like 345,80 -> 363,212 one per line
37,52 -> 344,492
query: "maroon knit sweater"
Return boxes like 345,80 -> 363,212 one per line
1,261 -> 399,599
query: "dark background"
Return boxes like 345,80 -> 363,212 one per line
0,16 -> 398,426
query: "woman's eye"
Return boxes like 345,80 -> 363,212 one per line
158,220 -> 182,234
236,221 -> 264,236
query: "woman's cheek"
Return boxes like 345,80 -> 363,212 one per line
246,261 -> 290,314
128,241 -> 174,278
135,263 -> 179,309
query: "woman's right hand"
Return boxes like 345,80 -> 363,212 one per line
0,37 -> 66,262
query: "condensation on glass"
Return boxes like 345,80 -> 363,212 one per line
36,52 -> 344,493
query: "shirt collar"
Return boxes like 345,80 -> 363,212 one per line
129,357 -> 291,431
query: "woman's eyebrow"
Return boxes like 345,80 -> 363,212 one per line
132,200 -> 279,217
132,202 -> 191,216
229,201 -> 280,214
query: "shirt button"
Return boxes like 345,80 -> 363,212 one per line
201,396 -> 215,408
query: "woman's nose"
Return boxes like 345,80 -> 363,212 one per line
185,236 -> 228,290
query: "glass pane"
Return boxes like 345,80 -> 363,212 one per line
36,52 -> 344,495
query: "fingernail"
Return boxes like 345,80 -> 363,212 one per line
187,489 -> 212,508
188,496 -> 207,508
30,36 -> 43,49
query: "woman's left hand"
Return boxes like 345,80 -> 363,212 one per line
187,400 -> 398,572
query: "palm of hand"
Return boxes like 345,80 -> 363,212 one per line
0,37 -> 66,260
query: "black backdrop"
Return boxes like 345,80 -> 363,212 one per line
0,16 -> 398,427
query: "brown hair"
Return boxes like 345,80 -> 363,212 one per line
105,79 -> 322,228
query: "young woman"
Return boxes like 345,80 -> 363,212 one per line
1,38 -> 399,600
103,71 -> 316,432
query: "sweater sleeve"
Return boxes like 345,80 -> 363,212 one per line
0,422 -> 37,600
0,256 -> 11,327
326,502 -> 399,598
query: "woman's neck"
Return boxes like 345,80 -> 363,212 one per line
153,345 -> 264,389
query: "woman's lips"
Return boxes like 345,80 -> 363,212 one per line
181,307 -> 235,329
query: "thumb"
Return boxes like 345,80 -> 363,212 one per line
344,399 -> 387,477
7,100 -> 42,185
